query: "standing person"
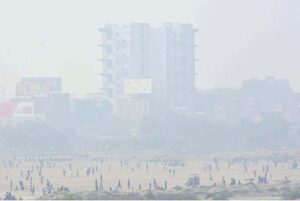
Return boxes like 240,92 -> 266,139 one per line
210,163 -> 213,171
29,177 -> 33,191
100,174 -> 103,183
117,180 -> 121,190
244,164 -> 248,173
264,172 -> 268,183
222,177 -> 226,186
86,168 -> 90,177
99,181 -> 103,191
209,174 -> 213,183
153,178 -> 157,189
127,179 -> 131,190
19,180 -> 24,191
46,179 -> 52,194
95,179 -> 99,191
139,184 -> 142,191
10,180 -> 13,191
32,186 -> 35,195
164,181 -> 168,191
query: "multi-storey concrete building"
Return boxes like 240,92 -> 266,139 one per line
99,23 -> 197,109
193,77 -> 300,122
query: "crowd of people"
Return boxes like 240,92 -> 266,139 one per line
0,155 -> 298,199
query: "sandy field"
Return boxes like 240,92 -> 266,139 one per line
0,151 -> 299,199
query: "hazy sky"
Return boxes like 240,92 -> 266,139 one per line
0,0 -> 299,99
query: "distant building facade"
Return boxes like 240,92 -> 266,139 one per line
193,77 -> 299,122
99,23 -> 197,109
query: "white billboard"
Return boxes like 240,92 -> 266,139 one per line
124,79 -> 152,94
13,102 -> 34,117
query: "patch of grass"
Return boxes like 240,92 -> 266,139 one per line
280,185 -> 291,192
62,193 -> 83,200
173,185 -> 183,191
282,190 -> 300,200
205,191 -> 232,200
144,190 -> 156,200
267,187 -> 278,192
156,192 -> 197,200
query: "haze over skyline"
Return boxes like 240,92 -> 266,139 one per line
0,0 -> 299,99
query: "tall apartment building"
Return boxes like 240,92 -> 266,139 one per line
99,23 -> 197,108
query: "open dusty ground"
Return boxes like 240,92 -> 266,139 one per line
0,151 -> 300,199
